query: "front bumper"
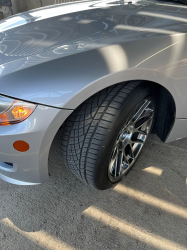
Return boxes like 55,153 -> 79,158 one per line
0,105 -> 72,185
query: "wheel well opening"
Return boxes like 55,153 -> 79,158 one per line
59,80 -> 176,142
144,80 -> 176,142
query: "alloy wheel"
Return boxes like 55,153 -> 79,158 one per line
108,97 -> 155,182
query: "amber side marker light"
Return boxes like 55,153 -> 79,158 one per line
13,141 -> 30,152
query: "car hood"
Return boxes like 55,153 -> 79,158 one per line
0,0 -> 187,107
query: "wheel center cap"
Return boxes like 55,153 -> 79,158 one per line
122,132 -> 127,139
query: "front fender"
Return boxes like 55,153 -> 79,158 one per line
0,33 -> 187,118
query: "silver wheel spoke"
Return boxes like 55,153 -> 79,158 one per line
129,143 -> 135,159
110,147 -> 118,176
116,151 -> 123,176
135,116 -> 153,130
123,151 -> 130,165
133,100 -> 151,122
134,129 -> 147,135
132,139 -> 144,144
113,157 -> 118,177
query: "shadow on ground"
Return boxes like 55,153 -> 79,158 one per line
0,130 -> 187,250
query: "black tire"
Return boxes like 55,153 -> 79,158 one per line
62,81 -> 157,190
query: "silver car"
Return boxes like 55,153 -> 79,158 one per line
0,0 -> 187,189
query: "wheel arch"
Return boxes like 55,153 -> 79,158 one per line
62,68 -> 178,115
59,67 -> 177,142
59,77 -> 176,143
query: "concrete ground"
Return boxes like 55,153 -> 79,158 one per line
0,130 -> 187,250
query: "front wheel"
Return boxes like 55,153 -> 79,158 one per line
62,81 -> 157,190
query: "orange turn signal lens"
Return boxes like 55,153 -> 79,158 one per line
0,99 -> 37,126
12,106 -> 33,119
13,141 -> 30,152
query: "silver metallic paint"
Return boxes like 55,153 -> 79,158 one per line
0,0 -> 187,184
0,1 -> 187,116
166,118 -> 187,143
0,106 -> 72,184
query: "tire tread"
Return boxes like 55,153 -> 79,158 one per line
62,81 -> 142,187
